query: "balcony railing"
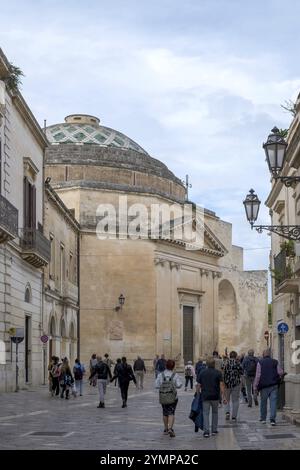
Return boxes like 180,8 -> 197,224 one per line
273,249 -> 298,293
0,194 -> 18,243
20,229 -> 51,268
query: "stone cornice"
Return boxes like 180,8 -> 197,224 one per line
45,183 -> 80,232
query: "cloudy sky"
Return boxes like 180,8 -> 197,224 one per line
1,0 -> 299,273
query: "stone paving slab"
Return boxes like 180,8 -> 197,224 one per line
0,375 -> 299,450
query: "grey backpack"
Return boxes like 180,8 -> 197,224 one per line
159,372 -> 177,405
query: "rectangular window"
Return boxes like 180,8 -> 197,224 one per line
49,234 -> 55,280
60,244 -> 65,293
23,177 -> 36,229
69,252 -> 73,283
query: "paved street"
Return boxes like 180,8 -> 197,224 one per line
0,375 -> 299,450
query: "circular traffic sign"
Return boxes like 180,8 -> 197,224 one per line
277,322 -> 289,334
40,335 -> 49,344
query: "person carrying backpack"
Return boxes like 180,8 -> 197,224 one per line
73,358 -> 85,396
155,359 -> 182,438
184,361 -> 195,391
243,349 -> 259,407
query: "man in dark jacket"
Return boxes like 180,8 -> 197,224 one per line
155,354 -> 166,377
197,357 -> 226,438
89,355 -> 112,408
133,356 -> 146,389
243,349 -> 259,407
112,356 -> 136,407
254,349 -> 283,425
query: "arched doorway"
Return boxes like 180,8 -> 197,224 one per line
218,280 -> 237,355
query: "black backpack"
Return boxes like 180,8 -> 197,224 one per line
245,357 -> 257,377
74,365 -> 83,380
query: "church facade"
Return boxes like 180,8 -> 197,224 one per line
45,114 -> 268,367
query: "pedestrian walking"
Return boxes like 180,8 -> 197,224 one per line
103,353 -> 114,371
111,356 -> 136,408
222,351 -> 243,421
243,349 -> 259,407
196,357 -> 226,438
254,349 -> 284,426
50,356 -> 61,397
89,353 -> 97,386
48,356 -> 55,393
59,358 -> 74,399
184,361 -> 195,391
153,355 -> 159,377
89,356 -> 112,408
156,359 -> 182,438
155,354 -> 166,378
73,358 -> 85,396
113,358 -> 121,386
133,356 -> 146,389
195,357 -> 206,377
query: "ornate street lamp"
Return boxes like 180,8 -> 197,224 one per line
115,294 -> 125,311
243,189 -> 261,227
263,127 -> 300,187
263,127 -> 287,177
243,189 -> 300,240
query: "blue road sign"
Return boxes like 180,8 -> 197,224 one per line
277,322 -> 289,334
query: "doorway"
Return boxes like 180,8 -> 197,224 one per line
183,306 -> 194,364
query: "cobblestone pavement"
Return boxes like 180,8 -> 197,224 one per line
0,375 -> 299,450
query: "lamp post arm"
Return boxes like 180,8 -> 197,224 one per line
252,224 -> 300,240
274,176 -> 300,188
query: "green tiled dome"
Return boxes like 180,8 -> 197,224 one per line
46,114 -> 148,156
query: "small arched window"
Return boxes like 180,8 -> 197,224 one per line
50,317 -> 56,337
25,284 -> 32,303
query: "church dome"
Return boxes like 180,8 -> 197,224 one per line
46,114 -> 148,156
45,114 -> 186,204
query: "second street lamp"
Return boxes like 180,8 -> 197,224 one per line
263,127 -> 300,187
243,189 -> 300,240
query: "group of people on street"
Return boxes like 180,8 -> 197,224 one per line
88,354 -> 146,408
154,348 -> 284,439
48,356 -> 85,399
48,347 -> 284,440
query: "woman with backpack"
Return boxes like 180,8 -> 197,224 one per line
155,359 -> 182,438
73,358 -> 85,396
59,358 -> 74,399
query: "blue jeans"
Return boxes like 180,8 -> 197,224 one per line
260,385 -> 278,421
203,400 -> 219,434
75,379 -> 83,395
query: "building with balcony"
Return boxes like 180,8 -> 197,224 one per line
266,95 -> 300,421
43,182 -> 80,366
0,49 -> 49,392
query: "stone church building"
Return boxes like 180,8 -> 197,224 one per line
45,113 -> 268,366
